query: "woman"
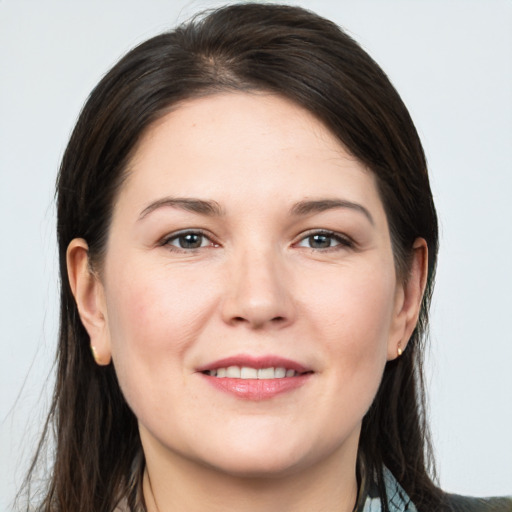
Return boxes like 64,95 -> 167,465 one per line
20,3 -> 511,511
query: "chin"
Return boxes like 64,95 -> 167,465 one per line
191,430 -> 335,480
202,450 -> 309,479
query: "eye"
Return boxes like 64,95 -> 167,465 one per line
296,231 -> 352,250
163,231 -> 214,250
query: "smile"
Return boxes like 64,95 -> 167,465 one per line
198,355 -> 313,400
204,366 -> 300,378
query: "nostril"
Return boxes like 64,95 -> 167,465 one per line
230,315 -> 287,327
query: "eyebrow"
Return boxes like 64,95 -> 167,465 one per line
138,197 -> 224,220
290,199 -> 374,225
138,196 -> 373,225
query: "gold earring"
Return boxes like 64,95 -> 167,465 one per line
397,345 -> 403,357
90,344 -> 100,364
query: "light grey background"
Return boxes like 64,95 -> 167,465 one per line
1,0 -> 511,509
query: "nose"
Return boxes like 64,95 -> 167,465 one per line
220,248 -> 295,330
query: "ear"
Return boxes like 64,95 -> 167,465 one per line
66,238 -> 111,365
387,238 -> 428,361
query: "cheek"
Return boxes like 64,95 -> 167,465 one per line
304,263 -> 396,392
304,262 -> 396,345
107,257 -> 215,340
103,260 -> 219,399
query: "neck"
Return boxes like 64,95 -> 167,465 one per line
141,435 -> 359,512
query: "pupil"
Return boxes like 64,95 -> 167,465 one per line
179,234 -> 202,248
310,234 -> 330,248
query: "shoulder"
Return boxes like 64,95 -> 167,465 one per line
444,493 -> 512,512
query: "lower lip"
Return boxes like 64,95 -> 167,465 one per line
200,374 -> 312,400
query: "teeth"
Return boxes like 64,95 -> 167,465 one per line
258,367 -> 275,379
240,367 -> 258,379
275,367 -> 286,378
207,366 -> 299,379
226,366 -> 241,378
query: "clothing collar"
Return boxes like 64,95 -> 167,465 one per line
356,466 -> 418,512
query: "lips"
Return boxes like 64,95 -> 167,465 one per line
197,355 -> 313,400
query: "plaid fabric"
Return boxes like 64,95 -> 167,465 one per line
356,466 -> 417,512
355,466 -> 512,512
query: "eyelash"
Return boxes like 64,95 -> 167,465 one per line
294,230 -> 355,251
160,229 -> 354,253
160,230 -> 218,252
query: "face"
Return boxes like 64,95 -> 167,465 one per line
88,93 -> 411,478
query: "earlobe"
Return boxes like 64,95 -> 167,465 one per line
387,238 -> 428,361
67,238 -> 112,366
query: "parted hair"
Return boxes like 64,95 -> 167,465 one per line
21,3 -> 442,511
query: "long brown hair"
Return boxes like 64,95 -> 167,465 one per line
21,3 -> 442,511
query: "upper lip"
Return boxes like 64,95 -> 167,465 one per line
196,354 -> 311,374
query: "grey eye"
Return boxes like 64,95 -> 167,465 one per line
297,233 -> 342,249
307,234 -> 334,249
168,233 -> 209,249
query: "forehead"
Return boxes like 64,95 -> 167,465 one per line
118,92 -> 384,219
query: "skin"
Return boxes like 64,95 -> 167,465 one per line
67,92 -> 427,512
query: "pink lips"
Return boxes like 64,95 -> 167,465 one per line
197,354 -> 312,400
